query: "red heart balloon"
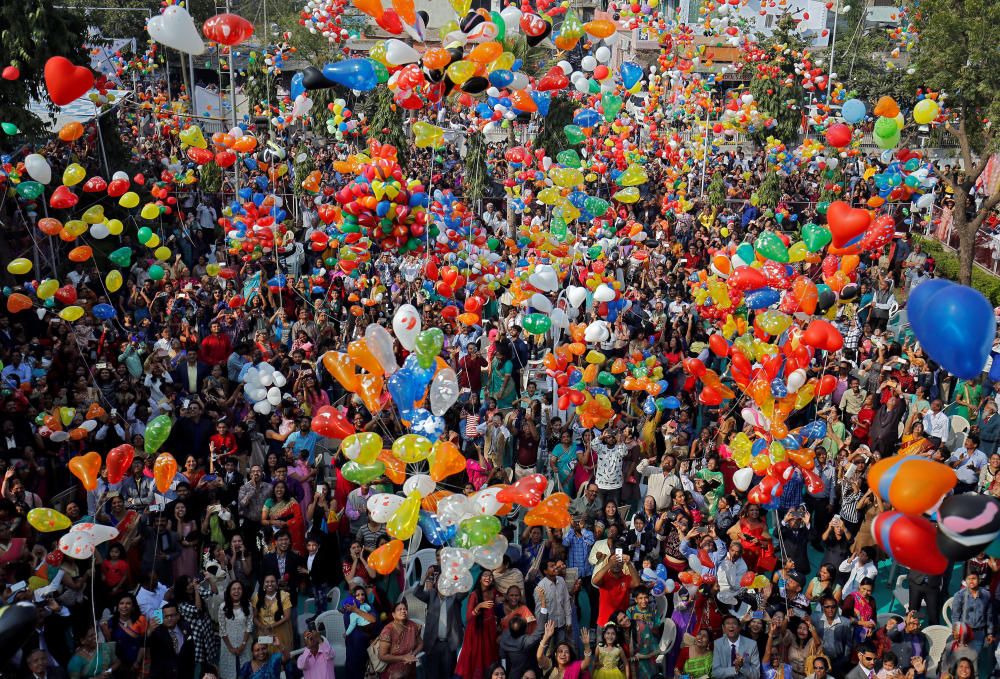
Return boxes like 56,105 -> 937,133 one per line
82,176 -> 107,193
54,285 -> 77,305
44,57 -> 95,106
49,185 -> 79,210
107,178 -> 130,197
826,200 -> 871,248
497,474 -> 548,507
202,13 -> 255,46
106,444 -> 135,484
310,406 -> 355,439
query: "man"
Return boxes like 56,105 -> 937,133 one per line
839,378 -> 867,421
285,417 -> 321,465
455,343 -> 488,393
805,657 -> 831,679
889,611 -> 932,670
922,399 -> 951,446
302,534 -> 340,614
199,321 -> 233,366
845,642 -> 879,679
711,614 -> 761,679
413,564 -> 464,679
533,558 -> 572,641
141,513 -> 180,585
172,351 -> 209,395
717,541 -> 749,594
812,595 -> 853,676
356,514 -> 388,553
979,401 -> 1000,455
870,280 -> 895,331
508,325 -> 531,386
592,429 -> 627,506
147,603 -> 195,679
1,351 -> 32,388
569,484 -> 602,527
238,465 -> 272,557
636,453 -> 683,510
907,569 -> 944,625
19,600 -> 72,679
345,481 -> 374,534
296,629 -> 335,679
592,550 -> 640,626
839,547 -> 878,597
500,614 -> 547,679
260,530 -> 306,606
120,458 -> 154,511
217,456 -> 244,509
949,433 -> 988,494
950,572 -> 994,654
478,412 -> 511,470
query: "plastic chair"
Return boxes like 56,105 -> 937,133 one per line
893,574 -> 909,613
949,415 -> 971,449
404,548 -> 439,589
923,624 -> 952,675
942,596 -> 954,627
327,587 -> 341,613
404,591 -> 427,621
314,609 -> 347,670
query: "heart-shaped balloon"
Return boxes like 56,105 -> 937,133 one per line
49,185 -> 79,209
54,285 -> 77,305
44,57 -> 94,106
826,200 -> 871,248
202,13 -> 254,46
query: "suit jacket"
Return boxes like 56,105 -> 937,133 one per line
711,635 -> 761,679
306,538 -> 342,588
148,625 -> 196,679
218,469 -> 245,508
260,550 -> 306,604
21,615 -> 73,668
171,362 -> 210,394
412,585 -> 465,651
498,611 -> 547,679
907,569 -> 943,590
845,665 -> 876,679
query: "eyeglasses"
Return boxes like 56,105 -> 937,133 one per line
822,605 -> 837,609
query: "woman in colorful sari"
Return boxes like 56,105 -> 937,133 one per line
377,600 -> 424,679
261,481 -> 306,555
488,342 -> 517,410
549,431 -> 578,495
952,376 -> 982,422
239,638 -> 290,679
727,504 -> 775,572
899,415 -> 933,456
693,456 -> 724,516
626,591 -> 662,679
537,623 -> 592,679
841,577 -> 878,646
99,593 -> 146,678
68,627 -> 118,679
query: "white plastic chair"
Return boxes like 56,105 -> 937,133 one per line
404,548 -> 439,589
942,596 -> 954,627
314,609 -> 347,670
404,591 -> 427,621
923,624 -> 952,675
893,574 -> 909,613
327,587 -> 341,612
949,415 -> 971,449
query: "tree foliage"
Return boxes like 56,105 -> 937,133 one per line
361,84 -> 408,165
463,130 -> 488,204
707,171 -> 726,208
747,13 -> 808,145
756,171 -> 780,209
532,95 -> 577,157
0,0 -> 91,137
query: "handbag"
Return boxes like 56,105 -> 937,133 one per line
366,637 -> 387,676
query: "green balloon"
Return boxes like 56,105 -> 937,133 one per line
735,242 -> 756,264
597,371 -> 616,387
487,237 -> 500,250
601,92 -> 623,122
342,460 -> 386,485
873,116 -> 897,138
800,222 -> 832,252
587,245 -> 602,260
816,201 -> 830,215
523,313 -> 552,335
1,122 -> 19,135
875,130 -> 900,149
145,414 -> 173,453
490,10 -> 506,41
556,149 -> 582,168
754,231 -> 789,263
563,125 -> 585,145
457,515 -> 501,548
15,181 -> 43,200
148,264 -> 165,281
414,327 -> 444,368
373,61 -> 390,84
584,196 -> 609,217
109,246 -> 132,268
137,226 -> 153,244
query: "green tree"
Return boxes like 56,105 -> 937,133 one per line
293,143 -> 316,197
0,0 -> 91,137
835,28 -> 908,103
463,130 -> 489,205
532,95 -> 577,157
361,84 -> 408,165
747,13 -> 808,145
707,171 -> 726,209
908,0 -> 1000,285
755,171 -> 780,209
242,51 -> 276,116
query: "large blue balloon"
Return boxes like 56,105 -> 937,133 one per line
573,109 -> 601,128
290,72 -> 305,101
842,98 -> 866,124
92,303 -> 116,320
620,61 -> 643,90
322,59 -> 378,91
909,280 -> 995,379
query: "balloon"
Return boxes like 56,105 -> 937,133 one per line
412,121 -> 445,148
105,444 -> 135,484
872,512 -> 947,575
147,5 -> 206,54
341,432 -> 383,464
733,467 -> 754,492
322,59 -> 379,91
312,405 -> 356,439
936,494 -> 1000,561
368,539 -> 404,575
24,154 -> 52,184
908,280 -> 995,379
387,492 -> 421,540
867,455 -> 957,514
368,493 -> 405,522
59,523 -> 118,559
0,603 -> 37,651
145,414 -> 173,453
154,453 -> 178,493
826,200 -> 870,249
418,511 -> 457,546
430,368 -> 459,416
414,328 -> 444,369
472,535 -> 508,570
27,507 -> 71,532
429,440 -> 466,481
68,452 -> 102,490
523,492 -> 571,528
392,304 -> 422,350
392,433 -> 432,463
322,351 -> 360,391
341,461 -> 386,485
202,13 -> 254,46
6,259 -> 32,275
913,99 -> 939,125
841,98 -> 866,124
44,57 -> 94,106
457,514 -> 502,548
365,323 -> 399,375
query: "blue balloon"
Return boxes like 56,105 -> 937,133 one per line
620,61 -> 643,90
770,377 -> 788,398
842,98 -> 866,124
573,109 -> 601,127
409,408 -> 445,441
418,511 -> 456,546
989,352 -> 1000,382
290,72 -> 305,101
322,59 -> 378,91
744,287 -> 780,310
663,396 -> 681,409
488,69 -> 514,88
531,90 -> 551,116
92,303 -> 116,320
799,420 -> 828,442
909,280 -> 996,379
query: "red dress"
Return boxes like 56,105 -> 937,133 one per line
455,589 -> 500,679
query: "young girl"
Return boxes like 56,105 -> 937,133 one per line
592,622 -> 629,679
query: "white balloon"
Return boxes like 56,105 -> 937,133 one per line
112,170 -> 129,182
527,265 -> 558,292
471,486 -> 505,515
272,372 -> 287,388
147,5 -> 205,55
584,321 -> 610,343
472,535 -> 509,569
509,72 -> 529,90
595,46 -> 611,63
392,304 -> 422,350
266,386 -> 282,406
253,400 -> 272,415
581,55 -> 597,71
733,467 -> 754,492
292,93 -> 314,118
593,284 -> 616,303
366,323 -> 400,375
500,6 -> 522,32
24,154 -> 52,184
529,293 -> 553,313
79,419 -> 98,432
436,494 -> 475,527
90,223 -> 110,239
430,368 -> 460,417
550,308 -> 569,329
566,285 -> 588,308
368,493 -> 405,522
786,368 -> 808,394
558,60 -> 573,75
403,474 -> 435,497
385,38 -> 421,65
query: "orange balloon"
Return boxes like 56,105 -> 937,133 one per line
348,339 -> 384,376
6,293 -> 32,313
69,427 -> 88,441
353,0 -> 383,19
467,42 -> 503,64
422,48 -> 452,70
524,492 -> 571,528
154,452 -> 178,493
509,89 -> 537,113
867,455 -> 957,515
68,245 -> 93,262
58,121 -> 84,142
38,218 -> 63,235
583,19 -> 616,38
322,351 -> 360,392
392,0 -> 415,26
231,136 -> 257,153
86,403 -> 106,419
429,440 -> 466,481
457,312 -> 480,326
356,373 -> 385,414
368,539 -> 404,575
69,452 -> 102,491
377,448 -> 407,485
421,489 -> 452,513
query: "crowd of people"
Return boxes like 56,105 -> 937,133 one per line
0,71 -> 998,679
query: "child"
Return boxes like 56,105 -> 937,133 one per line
593,622 -> 628,679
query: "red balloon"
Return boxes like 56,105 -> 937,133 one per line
44,57 -> 94,106
496,474 -> 547,507
202,13 -> 255,46
826,200 -> 871,248
682,358 -> 706,378
49,185 -> 79,210
825,123 -> 852,148
311,406 -> 356,439
106,444 -> 136,484
2,65 -> 20,81
872,512 -> 948,574
815,374 -> 838,397
708,333 -> 730,357
107,178 -> 130,197
215,150 -> 237,168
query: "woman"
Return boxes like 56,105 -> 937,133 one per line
841,577 -> 877,645
377,600 -> 423,679
343,584 -> 377,678
181,455 -> 206,487
488,343 -> 517,409
728,504 -> 774,572
952,377 -> 982,422
68,627 -> 119,679
806,564 -> 842,604
537,623 -> 592,679
940,656 -> 976,679
296,372 -> 329,416
343,540 -> 376,585
238,639 -> 290,679
574,430 -> 597,494
306,482 -> 339,535
592,622 -> 628,679
851,395 -> 876,445
456,570 -> 501,679
549,431 -> 578,494
99,593 -> 146,677
783,618 -> 824,679
626,590 -> 662,679
252,574 -> 293,652
262,481 -> 306,555
171,500 -> 200,580
598,500 -> 625,535
899,415 -> 933,456
678,629 -> 712,679
218,580 -> 254,679
692,456 -> 723,516
173,574 -> 220,675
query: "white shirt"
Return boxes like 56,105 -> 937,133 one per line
592,441 -> 627,490
717,556 -> 748,593
922,410 -> 950,441
838,556 -> 878,597
137,583 -> 168,618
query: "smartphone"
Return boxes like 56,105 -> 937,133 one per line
316,485 -> 325,495
151,609 -> 164,624
257,635 -> 274,645
615,548 -> 623,557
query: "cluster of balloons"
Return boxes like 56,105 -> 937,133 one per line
241,362 -> 289,415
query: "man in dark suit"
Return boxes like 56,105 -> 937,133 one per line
908,568 -> 944,625
845,642 -> 879,679
217,456 -> 244,509
260,530 -> 306,605
172,351 -> 210,396
302,533 -> 342,613
412,565 -> 465,679
147,603 -> 195,679
19,600 -> 73,679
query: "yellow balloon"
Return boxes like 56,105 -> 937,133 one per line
488,52 -> 515,72
59,305 -> 84,322
387,491 -> 421,540
549,167 -> 584,188
82,205 -> 105,224
36,279 -> 59,300
119,191 -> 140,209
788,241 -> 808,262
913,99 -> 939,125
614,186 -> 641,203
154,246 -> 172,261
369,41 -> 389,66
342,432 -> 383,465
179,125 -> 207,149
412,121 -> 445,149
6,258 -> 32,275
206,263 -> 221,276
446,60 -> 476,85
105,270 -> 123,292
64,220 -> 87,238
107,219 -> 124,236
62,163 -> 85,186
392,434 -> 432,463
145,234 -> 161,248
140,203 -> 160,220
617,164 -> 648,186
27,507 -> 71,532
537,187 -> 562,205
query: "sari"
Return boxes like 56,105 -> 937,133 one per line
550,443 -> 578,493
844,591 -> 875,644
264,498 -> 306,555
899,433 -> 932,456
67,642 -> 116,679
239,652 -> 285,679
455,588 -> 500,679
378,620 -> 422,679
